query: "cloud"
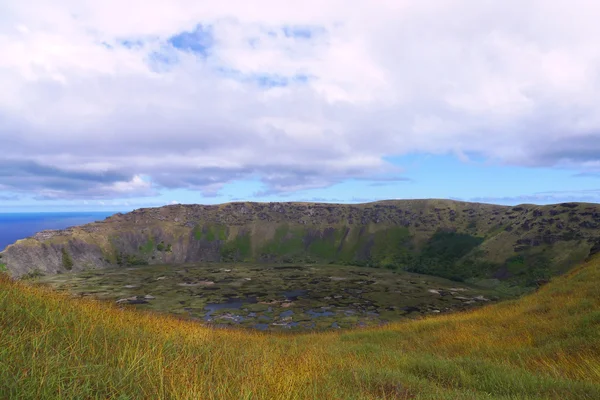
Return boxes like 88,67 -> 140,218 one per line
0,160 -> 156,199
2,1 -> 600,199
470,189 -> 600,205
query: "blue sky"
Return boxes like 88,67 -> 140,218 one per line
2,1 -> 600,212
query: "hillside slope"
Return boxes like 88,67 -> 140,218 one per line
1,252 -> 599,399
3,199 -> 600,286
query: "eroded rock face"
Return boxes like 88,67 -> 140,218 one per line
2,238 -> 109,277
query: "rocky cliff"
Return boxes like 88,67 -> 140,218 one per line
2,199 -> 600,286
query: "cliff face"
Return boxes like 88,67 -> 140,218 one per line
2,199 -> 600,286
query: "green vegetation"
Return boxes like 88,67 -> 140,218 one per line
404,231 -> 486,281
0,263 -> 6,273
1,255 -> 599,399
369,227 -> 413,268
422,231 -> 484,262
115,253 -> 148,266
504,253 -> 551,286
61,248 -> 73,270
259,225 -> 310,263
156,241 -> 172,252
306,230 -> 338,260
138,238 -> 155,254
220,234 -> 251,261
193,224 -> 203,240
258,226 -> 411,268
195,225 -> 228,241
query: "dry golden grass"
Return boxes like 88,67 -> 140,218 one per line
1,257 -> 599,399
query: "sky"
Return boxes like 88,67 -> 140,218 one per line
2,0 -> 600,212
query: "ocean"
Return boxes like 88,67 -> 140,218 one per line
0,212 -> 117,251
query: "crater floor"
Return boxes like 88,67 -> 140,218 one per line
34,263 -> 508,330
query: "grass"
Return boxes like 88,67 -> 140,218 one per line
1,258 -> 599,399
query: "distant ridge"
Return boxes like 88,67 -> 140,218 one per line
2,199 -> 600,288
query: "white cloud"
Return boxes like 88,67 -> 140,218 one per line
2,0 -> 600,199
107,175 -> 153,194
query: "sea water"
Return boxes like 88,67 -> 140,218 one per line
0,212 -> 116,251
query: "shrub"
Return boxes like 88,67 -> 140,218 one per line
156,242 -> 172,252
21,268 -> 44,280
61,248 -> 74,270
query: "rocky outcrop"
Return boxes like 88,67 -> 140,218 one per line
2,237 -> 110,277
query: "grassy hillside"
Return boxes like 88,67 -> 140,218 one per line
1,256 -> 599,399
3,200 -> 600,289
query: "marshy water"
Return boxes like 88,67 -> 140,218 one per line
34,263 -> 503,330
